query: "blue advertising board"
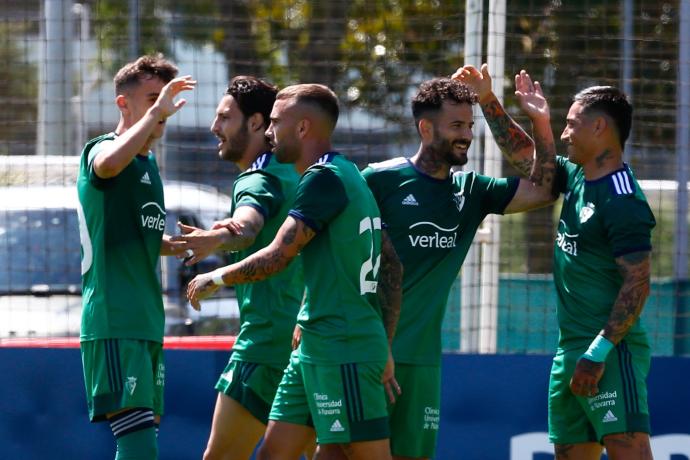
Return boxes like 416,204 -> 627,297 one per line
1,349 -> 688,459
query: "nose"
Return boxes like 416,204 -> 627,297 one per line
265,123 -> 274,140
210,116 -> 219,134
560,127 -> 569,143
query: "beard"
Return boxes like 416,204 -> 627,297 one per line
218,120 -> 250,162
431,131 -> 471,167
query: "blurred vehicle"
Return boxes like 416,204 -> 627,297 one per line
0,181 -> 239,338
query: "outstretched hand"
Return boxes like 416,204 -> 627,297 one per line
452,63 -> 493,101
514,70 -> 549,120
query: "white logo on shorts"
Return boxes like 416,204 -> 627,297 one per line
330,419 -> 345,432
125,376 -> 137,395
602,410 -> 618,423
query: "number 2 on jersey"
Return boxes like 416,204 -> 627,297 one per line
359,216 -> 382,295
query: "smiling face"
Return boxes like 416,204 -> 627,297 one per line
210,94 -> 250,162
560,101 -> 598,166
265,98 -> 303,164
427,101 -> 474,166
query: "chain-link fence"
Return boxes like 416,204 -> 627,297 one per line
0,0 -> 687,355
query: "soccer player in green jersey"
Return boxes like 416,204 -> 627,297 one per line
533,85 -> 655,459
169,76 -> 306,459
77,54 -> 195,459
186,84 -> 402,460
346,66 -> 558,460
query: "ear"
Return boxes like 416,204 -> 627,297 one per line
115,94 -> 128,111
248,112 -> 264,133
418,118 -> 434,142
297,118 -> 311,139
593,115 -> 608,137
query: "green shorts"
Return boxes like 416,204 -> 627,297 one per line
81,339 -> 165,422
388,364 -> 441,458
548,340 -> 651,444
215,359 -> 284,425
269,351 -> 390,444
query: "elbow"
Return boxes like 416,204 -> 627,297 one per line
93,155 -> 122,179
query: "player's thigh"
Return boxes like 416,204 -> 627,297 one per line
602,432 -> 653,460
302,360 -> 389,446
548,351 -> 598,445
215,360 -> 284,425
388,364 -> 440,460
204,393 -> 266,460
577,341 -> 651,441
554,443 -> 603,460
81,339 -> 164,422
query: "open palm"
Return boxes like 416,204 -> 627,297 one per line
514,70 -> 549,119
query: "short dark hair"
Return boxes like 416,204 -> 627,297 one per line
573,86 -> 632,148
276,84 -> 339,131
412,78 -> 478,123
114,54 -> 178,95
225,76 -> 278,128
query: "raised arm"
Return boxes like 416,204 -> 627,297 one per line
93,76 -> 196,178
570,251 -> 651,397
186,216 -> 314,309
503,69 -> 558,213
452,64 -> 535,174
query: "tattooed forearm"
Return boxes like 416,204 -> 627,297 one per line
530,130 -> 557,198
481,98 -> 535,175
603,251 -> 651,344
377,232 -> 402,343
226,218 -> 314,285
234,247 -> 292,283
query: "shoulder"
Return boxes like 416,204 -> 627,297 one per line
366,157 -> 408,172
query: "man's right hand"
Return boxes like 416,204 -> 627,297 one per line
151,75 -> 197,121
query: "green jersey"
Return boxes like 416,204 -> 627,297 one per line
553,156 -> 655,351
77,133 -> 166,342
289,152 -> 388,365
230,152 -> 303,366
362,158 -> 519,365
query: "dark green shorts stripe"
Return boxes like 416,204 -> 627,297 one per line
618,341 -> 639,414
341,363 -> 364,422
106,339 -> 122,392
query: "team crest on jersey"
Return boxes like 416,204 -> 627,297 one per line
125,376 -> 137,395
579,202 -> 595,223
453,190 -> 465,212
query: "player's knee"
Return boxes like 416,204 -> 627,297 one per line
256,440 -> 283,460
109,408 -> 158,460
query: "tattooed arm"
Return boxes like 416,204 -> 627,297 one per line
186,216 -> 314,309
604,251 -> 652,344
378,230 -> 402,344
378,230 -> 403,403
570,250 -> 651,397
452,64 -> 535,174
503,69 -> 559,212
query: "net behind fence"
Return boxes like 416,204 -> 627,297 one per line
0,0 -> 688,355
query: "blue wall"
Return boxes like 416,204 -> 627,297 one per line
1,348 -> 689,459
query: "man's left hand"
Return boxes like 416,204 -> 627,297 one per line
569,357 -> 605,397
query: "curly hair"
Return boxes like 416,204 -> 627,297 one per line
573,86 -> 632,148
412,78 -> 478,123
225,76 -> 278,128
114,53 -> 178,95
